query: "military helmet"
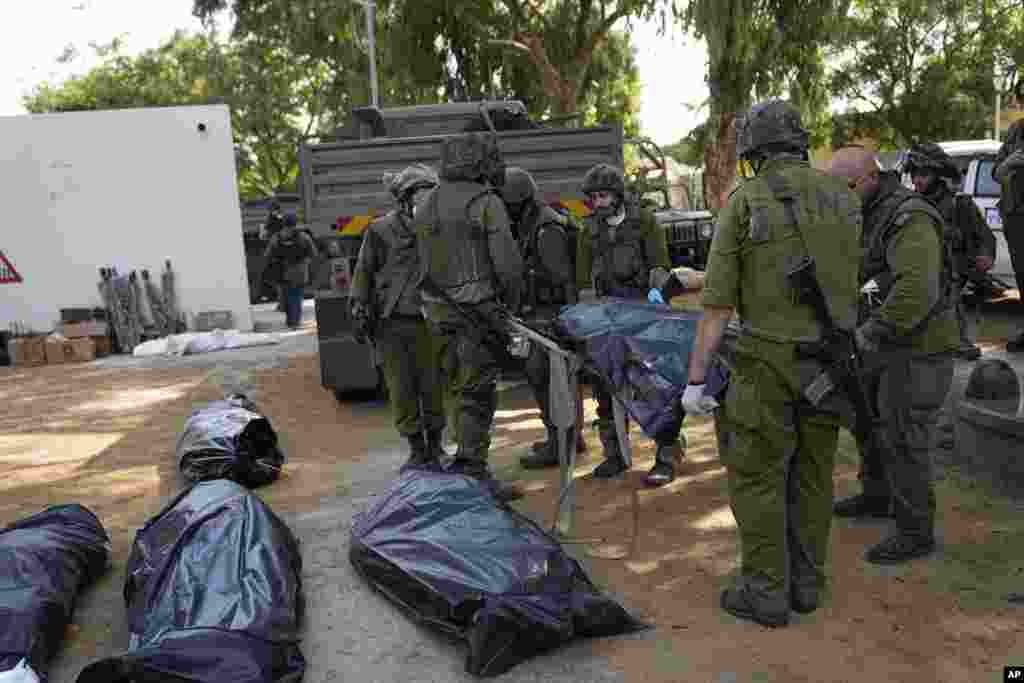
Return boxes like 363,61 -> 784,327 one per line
502,166 -> 537,204
389,163 -> 439,201
904,143 -> 960,180
736,99 -> 810,160
439,132 -> 504,184
582,163 -> 625,197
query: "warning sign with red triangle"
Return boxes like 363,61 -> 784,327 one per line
0,251 -> 23,284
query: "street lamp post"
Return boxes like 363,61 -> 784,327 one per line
354,0 -> 379,108
995,70 -> 1003,141
995,88 -> 1002,141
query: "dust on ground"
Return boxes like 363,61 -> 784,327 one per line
2,327 -> 1023,682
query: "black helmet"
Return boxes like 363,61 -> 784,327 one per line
582,163 -> 625,198
904,143 -> 960,180
439,132 -> 505,184
736,99 -> 809,160
502,166 -> 537,204
389,163 -> 439,201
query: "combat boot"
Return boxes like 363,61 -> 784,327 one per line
402,433 -> 438,470
426,428 -> 447,462
720,580 -> 790,628
592,426 -> 627,479
520,427 -> 560,469
643,442 -> 682,487
865,531 -> 935,565
789,575 -> 820,615
833,493 -> 894,520
451,458 -> 524,503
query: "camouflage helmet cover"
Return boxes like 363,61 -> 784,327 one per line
389,163 -> 439,200
439,132 -> 505,184
736,99 -> 810,159
582,162 -> 625,197
502,166 -> 538,204
904,142 -> 960,180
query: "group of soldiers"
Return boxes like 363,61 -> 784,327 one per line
347,101 -> 1024,628
350,128 -> 699,502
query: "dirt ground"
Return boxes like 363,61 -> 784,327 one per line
2,326 -> 1023,682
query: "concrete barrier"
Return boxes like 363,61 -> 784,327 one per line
955,359 -> 1024,499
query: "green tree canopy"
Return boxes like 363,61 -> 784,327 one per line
193,0 -> 652,127
675,0 -> 843,209
829,0 -> 1021,148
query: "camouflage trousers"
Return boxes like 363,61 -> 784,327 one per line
434,325 -> 502,465
720,351 -> 841,597
375,317 -> 445,437
856,351 -> 954,537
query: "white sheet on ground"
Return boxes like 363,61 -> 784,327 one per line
132,330 -> 280,357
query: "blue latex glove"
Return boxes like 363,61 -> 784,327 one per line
647,288 -> 665,304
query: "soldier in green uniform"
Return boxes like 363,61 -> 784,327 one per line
994,120 -> 1024,352
495,166 -> 583,470
685,100 -> 862,627
904,143 -> 996,360
350,164 -> 446,468
576,163 -> 688,486
416,133 -> 525,502
828,146 -> 959,564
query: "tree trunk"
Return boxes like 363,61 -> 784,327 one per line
515,31 -> 583,115
703,111 -> 738,211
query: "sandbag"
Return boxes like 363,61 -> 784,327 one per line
77,480 -> 305,683
350,469 -> 646,678
175,393 -> 284,488
0,505 -> 111,683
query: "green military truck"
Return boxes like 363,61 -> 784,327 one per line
297,100 -> 715,397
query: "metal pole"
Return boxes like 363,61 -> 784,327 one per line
365,0 -> 379,108
995,88 -> 1002,141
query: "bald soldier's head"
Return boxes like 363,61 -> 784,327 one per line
828,146 -> 882,202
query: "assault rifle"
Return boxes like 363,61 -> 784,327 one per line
787,256 -> 879,447
419,276 -> 516,365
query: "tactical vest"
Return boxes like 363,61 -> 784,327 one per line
924,184 -> 967,254
862,181 -> 954,335
418,181 -> 499,305
732,169 -> 861,343
587,204 -> 649,294
274,233 -> 308,264
519,202 -> 573,307
996,150 -> 1024,216
369,211 -> 422,319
